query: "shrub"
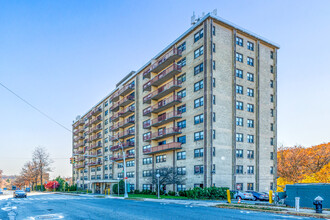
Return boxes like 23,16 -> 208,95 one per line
168,191 -> 176,196
185,187 -> 229,200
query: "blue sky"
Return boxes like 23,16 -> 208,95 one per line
0,0 -> 329,178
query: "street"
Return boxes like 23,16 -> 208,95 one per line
0,192 -> 321,220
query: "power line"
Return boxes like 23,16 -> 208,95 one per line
0,81 -> 72,133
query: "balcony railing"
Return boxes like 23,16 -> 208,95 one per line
119,105 -> 135,118
143,133 -> 152,142
112,117 -> 135,131
88,161 -> 102,166
110,153 -> 135,161
90,124 -> 102,133
89,151 -> 103,157
74,164 -> 85,169
74,142 -> 84,149
85,120 -> 92,127
91,115 -> 102,124
92,107 -> 102,116
151,95 -> 182,113
119,82 -> 135,96
143,142 -> 182,155
89,134 -> 102,142
74,136 -> 84,142
77,156 -> 85,161
118,94 -> 135,107
151,48 -> 182,73
110,113 -> 120,123
143,106 -> 152,116
74,149 -> 84,155
110,102 -> 120,112
143,120 -> 151,129
143,80 -> 182,103
110,141 -> 135,151
151,127 -> 182,140
151,111 -> 182,127
143,68 -> 151,79
87,143 -> 102,150
73,130 -> 79,135
118,129 -> 135,139
73,119 -> 85,128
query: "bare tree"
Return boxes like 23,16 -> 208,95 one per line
20,161 -> 39,190
32,147 -> 53,190
146,167 -> 186,191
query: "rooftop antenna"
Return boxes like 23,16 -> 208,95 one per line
212,9 -> 217,16
191,11 -> 196,25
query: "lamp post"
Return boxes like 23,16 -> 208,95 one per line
156,174 -> 160,199
117,178 -> 120,196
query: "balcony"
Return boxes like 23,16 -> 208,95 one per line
89,151 -> 103,157
151,95 -> 182,113
151,48 -> 182,73
151,111 -> 182,127
74,142 -> 84,149
151,127 -> 182,140
74,136 -> 84,142
74,149 -> 84,155
91,115 -> 102,124
78,127 -> 85,133
143,142 -> 182,155
89,134 -> 102,142
77,156 -> 85,161
87,143 -> 102,150
90,124 -> 102,133
119,82 -> 135,96
118,129 -> 135,139
73,130 -> 79,135
143,133 -> 152,142
110,141 -> 135,151
88,161 -> 102,166
74,164 -> 85,169
73,119 -> 85,128
110,153 -> 135,162
143,80 -> 182,104
119,94 -> 135,107
87,111 -> 93,119
110,91 -> 120,103
119,105 -> 135,118
143,120 -> 151,129
143,68 -> 151,79
143,106 -> 152,116
111,117 -> 134,131
92,107 -> 102,116
85,120 -> 92,127
110,113 -> 120,123
110,102 -> 120,112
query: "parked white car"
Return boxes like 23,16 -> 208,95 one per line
233,190 -> 254,200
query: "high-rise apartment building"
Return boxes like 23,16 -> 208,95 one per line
72,12 -> 279,194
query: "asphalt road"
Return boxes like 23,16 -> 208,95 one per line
0,193 -> 320,220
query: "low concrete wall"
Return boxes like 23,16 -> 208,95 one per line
285,184 -> 330,208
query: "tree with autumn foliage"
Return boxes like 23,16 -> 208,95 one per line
44,181 -> 59,190
277,143 -> 330,191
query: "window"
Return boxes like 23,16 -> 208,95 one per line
104,174 -> 108,179
236,69 -> 243,78
271,109 -> 274,117
270,80 -> 274,88
126,160 -> 135,167
236,85 -> 243,94
247,135 -> 254,143
178,73 -> 186,83
175,119 -> 186,128
143,157 -> 152,165
194,114 -> 204,124
156,155 -> 166,163
212,43 -> 216,52
247,119 -> 254,128
143,170 -> 153,177
236,133 -> 243,142
194,131 -> 204,141
270,65 -> 274,73
236,117 -> 243,126
143,119 -> 151,129
270,138 -> 274,146
105,101 -> 108,107
270,166 -> 274,174
194,80 -> 204,92
105,128 -> 108,134
270,152 -> 274,160
212,164 -> 216,173
212,78 -> 216,87
194,97 -> 204,108
118,163 -> 123,168
213,112 -> 216,122
271,123 -> 274,131
178,42 -> 186,52
104,156 -> 108,161
194,165 -> 204,174
213,95 -> 216,105
143,184 -> 152,191
104,165 -> 108,170
194,46 -> 204,59
194,63 -> 204,75
236,53 -> 243,62
105,119 -> 108,125
117,173 -> 123,178
212,147 -> 216,156
236,165 -> 243,174
105,110 -> 109,116
270,95 -> 274,103
247,150 -> 254,159
130,184 -> 135,192
247,88 -> 254,97
247,166 -> 254,174
177,184 -> 186,192
212,25 -> 215,35
213,130 -> 216,139
127,172 -> 134,178
236,149 -> 243,158
177,104 -> 186,114
236,101 -> 243,110
194,29 -> 204,42
212,61 -> 216,70
177,89 -> 186,98
236,37 -> 243,46
91,168 -> 96,172
194,148 -> 204,158
177,57 -> 186,67
177,151 -> 186,160
270,182 -> 274,190
247,183 -> 254,190
247,41 -> 254,51
270,51 -> 274,59
247,103 -> 254,112
177,167 -> 186,175
177,136 -> 186,144
247,73 -> 254,82
247,57 -> 254,66
105,137 -> 108,143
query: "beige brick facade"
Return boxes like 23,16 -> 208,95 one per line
72,13 -> 279,194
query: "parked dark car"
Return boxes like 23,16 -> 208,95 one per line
13,190 -> 27,198
246,191 -> 269,201
0,190 -> 3,195
25,188 -> 31,192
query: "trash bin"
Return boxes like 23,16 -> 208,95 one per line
313,196 -> 323,213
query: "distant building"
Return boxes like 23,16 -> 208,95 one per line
72,12 -> 279,193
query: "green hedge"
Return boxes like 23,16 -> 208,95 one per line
184,187 -> 230,200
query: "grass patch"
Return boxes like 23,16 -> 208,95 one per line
113,194 -> 188,200
217,204 -> 286,212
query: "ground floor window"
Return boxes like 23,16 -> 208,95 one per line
129,184 -> 135,192
177,184 -> 186,192
236,183 -> 243,191
143,184 -> 152,191
247,183 -> 254,191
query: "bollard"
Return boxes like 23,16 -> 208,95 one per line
226,189 -> 231,203
295,197 -> 300,212
269,190 -> 273,204
87,189 -> 88,194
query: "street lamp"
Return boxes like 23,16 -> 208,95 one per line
117,178 -> 120,196
156,174 -> 160,199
